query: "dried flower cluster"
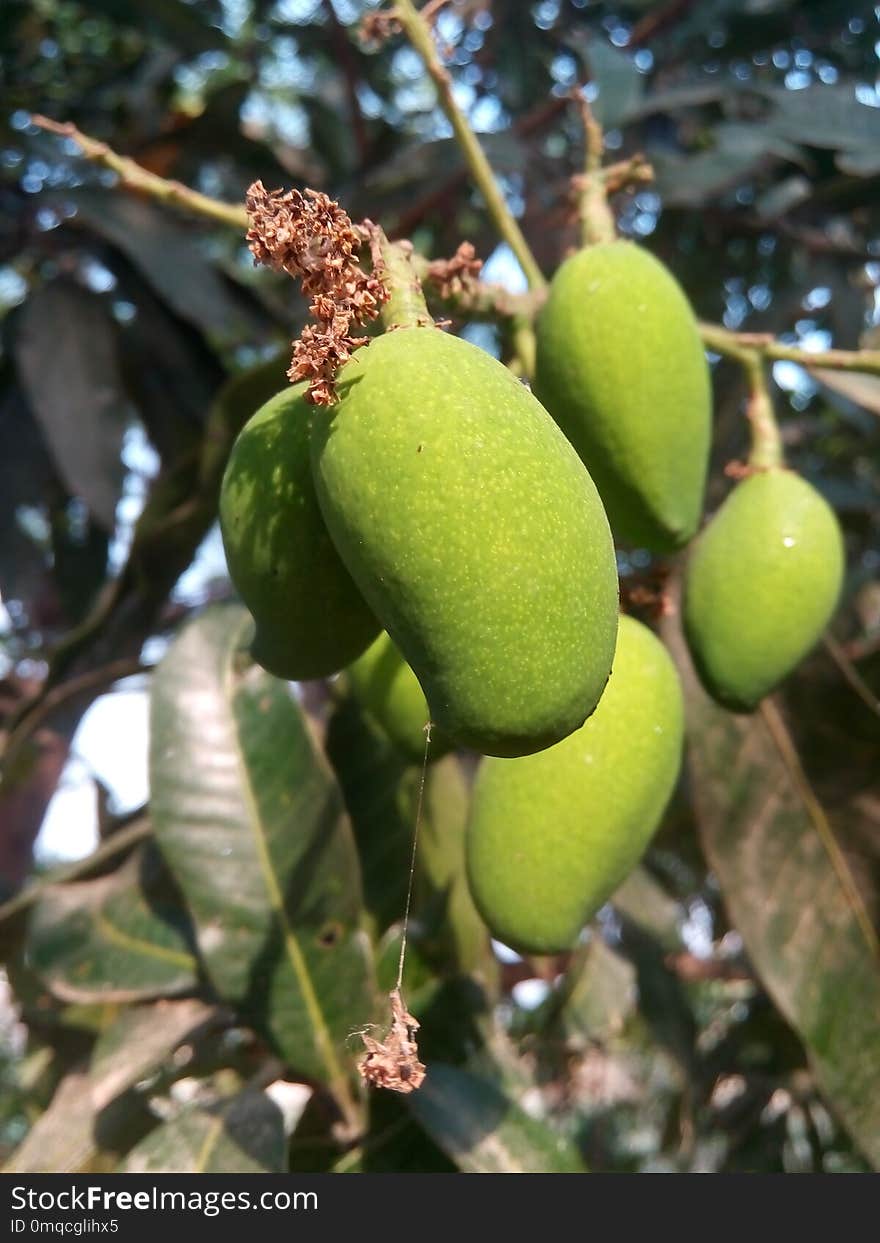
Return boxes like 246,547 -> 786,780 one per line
358,989 -> 426,1094
621,566 -> 673,621
358,11 -> 402,46
245,180 -> 388,405
425,241 -> 484,301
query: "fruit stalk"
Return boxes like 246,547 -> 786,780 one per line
574,92 -> 617,247
743,353 -> 783,471
393,0 -> 547,292
373,231 -> 433,330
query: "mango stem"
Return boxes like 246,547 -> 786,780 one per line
574,91 -> 617,248
744,353 -> 784,471
373,230 -> 433,330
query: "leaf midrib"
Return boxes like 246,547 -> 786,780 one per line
223,626 -> 353,1116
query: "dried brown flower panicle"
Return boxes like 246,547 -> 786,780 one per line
621,565 -> 673,621
425,241 -> 484,301
245,180 -> 389,404
358,988 -> 426,1094
359,11 -> 402,46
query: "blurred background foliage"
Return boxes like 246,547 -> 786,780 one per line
0,0 -> 879,1173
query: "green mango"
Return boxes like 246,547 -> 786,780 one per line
683,468 -> 844,711
219,385 -> 379,679
534,241 -> 711,553
348,632 -> 452,762
466,615 -> 683,954
310,326 -> 619,758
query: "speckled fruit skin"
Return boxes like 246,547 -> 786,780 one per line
348,632 -> 452,763
310,326 -> 619,758
683,468 -> 844,711
534,241 -> 711,553
219,386 -> 379,680
466,615 -> 683,954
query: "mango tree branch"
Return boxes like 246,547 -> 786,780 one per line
700,322 -> 880,378
33,114 -> 880,384
0,814 -> 152,925
31,115 -> 249,230
392,0 -> 547,292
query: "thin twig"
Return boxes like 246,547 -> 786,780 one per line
822,634 -> 880,721
31,115 -> 249,230
1,659 -> 151,772
392,0 -> 546,291
760,698 -> 880,961
0,814 -> 152,925
700,322 -> 880,379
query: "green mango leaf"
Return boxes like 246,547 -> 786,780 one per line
26,845 -> 198,1003
675,620 -> 880,1168
614,865 -> 684,952
150,606 -> 374,1116
409,1063 -> 586,1173
90,998 -> 216,1111
122,1091 -> 286,1173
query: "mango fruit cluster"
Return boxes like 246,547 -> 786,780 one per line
222,324 -> 619,758
220,235 -> 847,954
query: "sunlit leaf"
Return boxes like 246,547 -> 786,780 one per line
150,605 -> 374,1107
90,998 -> 216,1111
122,1091 -> 286,1173
26,845 -> 198,1003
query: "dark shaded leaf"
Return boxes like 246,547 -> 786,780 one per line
15,280 -> 126,530
538,938 -> 637,1049
90,998 -> 216,1111
66,192 -> 264,348
566,35 -> 644,128
613,865 -> 684,952
122,1091 -> 286,1173
150,606 -> 374,1106
766,83 -> 880,153
26,845 -> 198,1003
813,369 -> 880,418
0,373 -> 54,609
114,263 -> 227,460
409,1063 -> 586,1173
654,124 -> 802,208
334,1090 -> 456,1173
673,614 -> 880,1168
